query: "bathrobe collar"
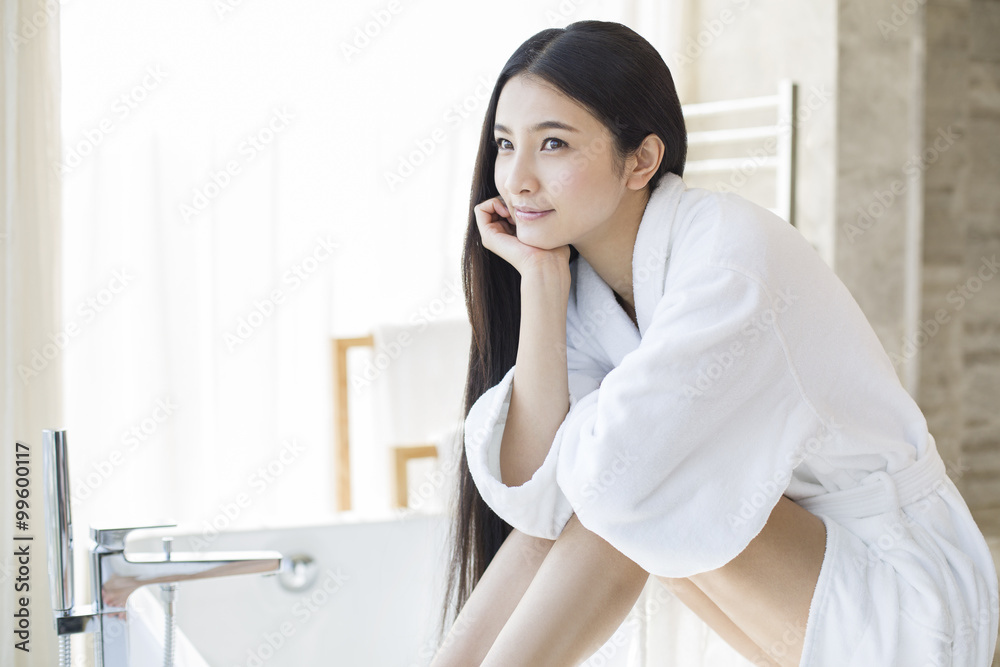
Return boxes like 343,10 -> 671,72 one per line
573,172 -> 686,351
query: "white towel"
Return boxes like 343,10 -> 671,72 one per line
371,317 -> 471,448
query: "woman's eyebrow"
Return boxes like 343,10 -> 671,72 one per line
494,121 -> 580,134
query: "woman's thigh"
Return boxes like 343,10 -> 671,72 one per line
657,576 -> 782,666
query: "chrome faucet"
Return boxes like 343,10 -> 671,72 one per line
44,429 -> 283,666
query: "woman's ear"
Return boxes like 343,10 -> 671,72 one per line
625,133 -> 665,191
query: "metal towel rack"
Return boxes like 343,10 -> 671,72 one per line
681,79 -> 798,226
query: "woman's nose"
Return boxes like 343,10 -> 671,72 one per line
503,151 -> 539,194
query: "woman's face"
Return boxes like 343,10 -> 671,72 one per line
492,74 -> 631,251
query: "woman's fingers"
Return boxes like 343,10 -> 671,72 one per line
475,197 -> 522,263
474,195 -> 572,277
495,198 -> 512,226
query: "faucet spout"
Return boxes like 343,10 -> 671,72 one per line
89,525 -> 282,666
42,428 -> 285,667
95,547 -> 282,610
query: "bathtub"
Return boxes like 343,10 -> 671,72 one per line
128,509 -> 453,666
126,509 -> 752,666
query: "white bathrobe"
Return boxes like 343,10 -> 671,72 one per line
464,172 -> 999,666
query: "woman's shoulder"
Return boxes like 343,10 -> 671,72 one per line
669,184 -> 819,282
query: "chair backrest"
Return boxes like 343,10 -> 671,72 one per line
370,317 -> 471,448
331,317 -> 472,512
681,79 -> 798,226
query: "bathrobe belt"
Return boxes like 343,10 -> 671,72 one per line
795,436 -> 949,522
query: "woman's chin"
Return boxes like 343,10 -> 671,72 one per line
517,236 -> 559,250
517,232 -> 559,251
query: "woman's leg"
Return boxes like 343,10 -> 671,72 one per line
477,496 -> 825,667
686,495 -> 826,667
657,576 -> 781,667
431,527 -> 556,667
481,513 -> 651,667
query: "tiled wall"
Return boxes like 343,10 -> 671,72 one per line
673,0 -> 999,511
924,0 -> 1000,512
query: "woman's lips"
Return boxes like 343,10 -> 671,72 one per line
515,208 -> 553,221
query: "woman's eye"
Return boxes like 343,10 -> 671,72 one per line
494,137 -> 566,151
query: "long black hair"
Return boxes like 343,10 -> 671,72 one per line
437,18 -> 687,646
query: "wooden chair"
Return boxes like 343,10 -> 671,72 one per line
330,335 -> 444,512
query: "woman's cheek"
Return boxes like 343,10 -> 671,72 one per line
547,164 -> 583,198
570,151 -> 590,171
494,165 -> 509,195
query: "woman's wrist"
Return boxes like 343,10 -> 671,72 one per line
519,256 -> 572,300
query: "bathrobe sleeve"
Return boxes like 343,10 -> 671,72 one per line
463,300 -> 614,539
554,261 -> 829,578
463,366 -> 576,539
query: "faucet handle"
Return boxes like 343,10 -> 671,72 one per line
90,524 -> 177,551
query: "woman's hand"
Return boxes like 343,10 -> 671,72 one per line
475,196 -> 571,277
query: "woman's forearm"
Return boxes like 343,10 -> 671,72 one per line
430,528 -> 556,667
499,263 -> 572,487
481,513 -> 651,667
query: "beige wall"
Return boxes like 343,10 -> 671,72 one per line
919,0 -> 1000,511
665,0 -> 1000,513
667,0 -> 838,267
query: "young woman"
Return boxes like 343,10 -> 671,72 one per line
432,20 -> 999,667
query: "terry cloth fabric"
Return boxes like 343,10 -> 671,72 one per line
464,172 -> 1000,665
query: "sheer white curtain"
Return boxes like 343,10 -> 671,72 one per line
56,1 -> 646,534
1,0 -> 61,665
37,1 -> 754,665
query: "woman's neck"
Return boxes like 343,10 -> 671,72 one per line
572,187 -> 650,312
614,290 -> 639,327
